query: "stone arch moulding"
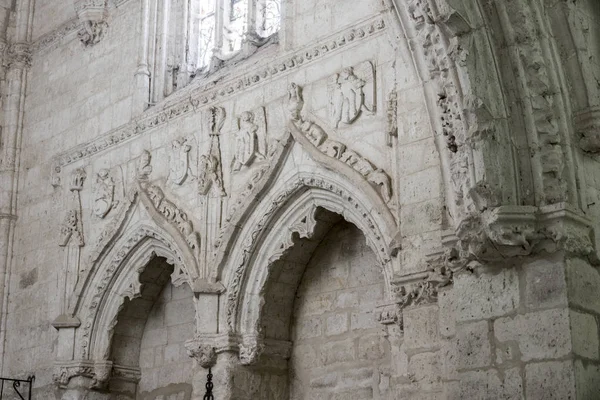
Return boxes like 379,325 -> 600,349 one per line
221,168 -> 398,341
53,179 -> 215,389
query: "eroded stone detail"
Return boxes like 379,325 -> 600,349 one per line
288,82 -> 392,203
232,107 -> 267,172
93,169 -> 116,219
75,0 -> 109,47
198,107 -> 227,197
185,341 -> 217,368
169,137 -> 192,185
328,61 -> 375,128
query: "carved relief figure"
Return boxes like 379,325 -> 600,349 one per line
93,169 -> 115,218
169,138 -> 192,185
137,150 -> 153,181
328,61 -> 375,128
59,168 -> 87,246
287,83 -> 393,203
232,108 -> 267,172
198,107 -> 227,196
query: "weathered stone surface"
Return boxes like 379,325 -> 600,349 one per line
456,321 -> 492,370
5,0 -> 600,397
494,309 -> 572,362
525,361 -> 576,399
454,269 -> 519,322
524,257 -> 568,310
403,304 -> 439,350
570,311 -> 599,360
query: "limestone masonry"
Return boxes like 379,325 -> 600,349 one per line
0,0 -> 599,398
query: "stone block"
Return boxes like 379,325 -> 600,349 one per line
494,308 -> 571,362
294,316 -> 322,340
440,339 -> 458,381
575,359 -> 600,399
455,268 -> 519,322
339,368 -> 374,389
141,328 -> 167,348
407,351 -> 441,390
329,388 -> 373,400
320,339 -> 356,365
456,320 -> 492,370
326,312 -> 348,336
437,287 -> 456,337
570,310 -> 599,360
525,361 -> 576,399
403,304 -> 439,350
358,334 -> 385,361
566,258 -> 600,314
459,368 -> 523,399
524,258 -> 568,310
350,310 -> 377,331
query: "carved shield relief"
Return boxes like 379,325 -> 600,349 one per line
328,61 -> 375,128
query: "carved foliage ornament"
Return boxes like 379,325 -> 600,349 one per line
185,341 -> 217,368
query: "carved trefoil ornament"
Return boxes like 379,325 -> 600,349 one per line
328,61 -> 375,128
93,169 -> 116,218
169,137 -> 192,185
74,0 -> 109,47
232,107 -> 267,172
198,107 -> 227,196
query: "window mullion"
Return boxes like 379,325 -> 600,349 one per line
214,0 -> 225,59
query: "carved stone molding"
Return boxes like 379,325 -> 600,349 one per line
49,16 -> 386,172
53,360 -> 112,389
74,0 -> 109,47
111,365 -> 141,383
386,90 -> 398,146
576,106 -> 600,153
6,42 -> 32,69
425,204 -> 599,275
185,341 -> 217,368
287,82 -> 393,204
376,303 -> 403,330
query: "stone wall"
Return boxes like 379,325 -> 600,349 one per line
0,0 -> 599,399
289,221 -> 388,399
138,283 -> 195,400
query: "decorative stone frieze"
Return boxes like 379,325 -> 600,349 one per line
49,16 -> 387,172
386,89 -> 398,146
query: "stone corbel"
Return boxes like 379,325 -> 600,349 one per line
435,204 -> 598,273
53,360 -> 112,390
576,106 -> 600,153
74,0 -> 109,47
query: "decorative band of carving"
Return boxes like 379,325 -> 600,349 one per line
53,360 -> 112,389
49,15 -> 386,172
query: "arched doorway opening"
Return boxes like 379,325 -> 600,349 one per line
247,208 -> 390,399
107,256 -> 195,400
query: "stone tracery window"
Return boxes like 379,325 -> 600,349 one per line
146,0 -> 281,105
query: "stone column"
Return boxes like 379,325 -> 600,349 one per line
0,0 -> 32,373
132,0 -> 151,114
